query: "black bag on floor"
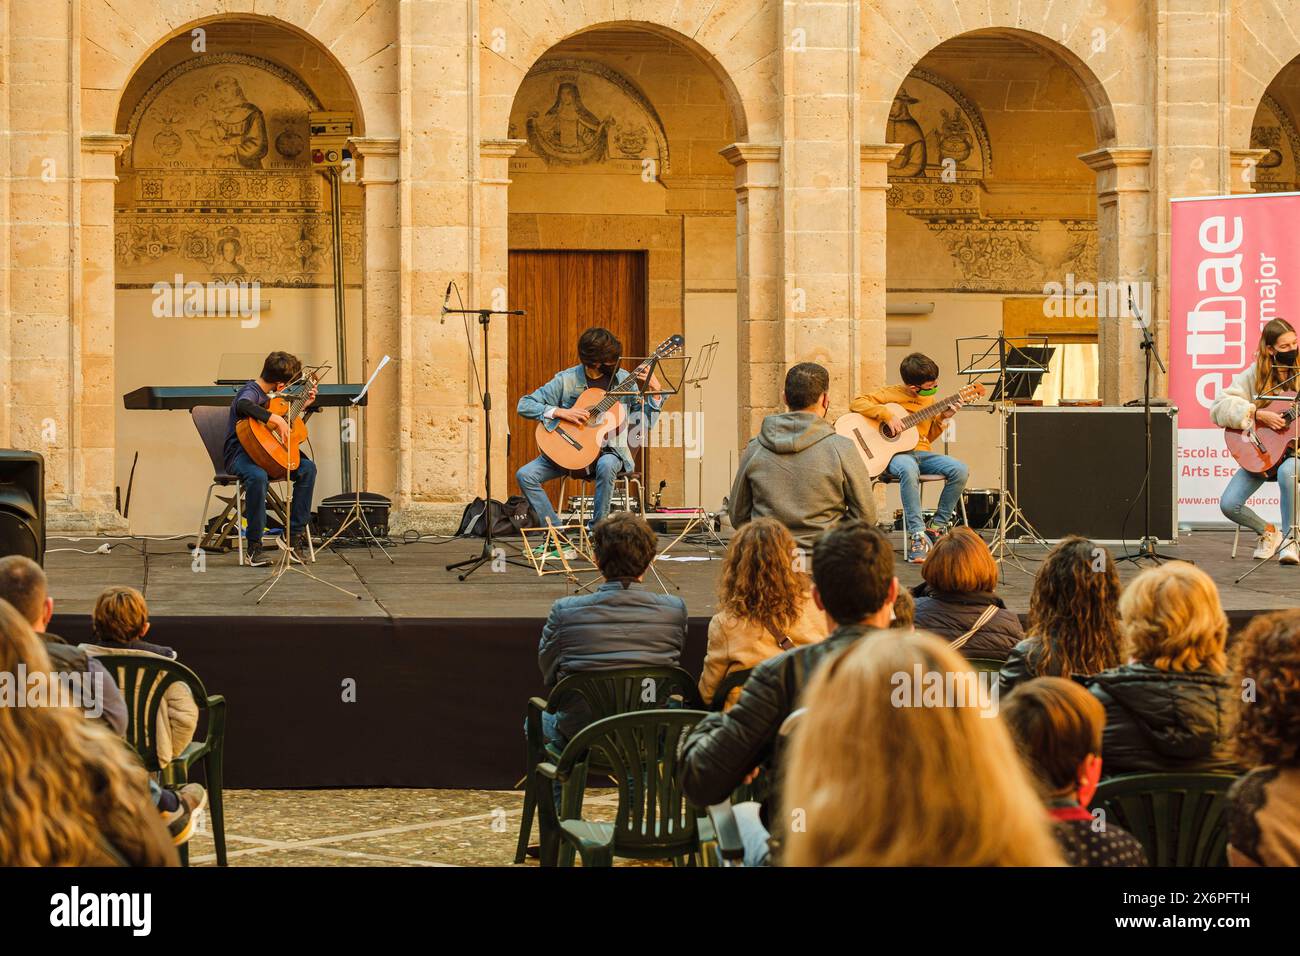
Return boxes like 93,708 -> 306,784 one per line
455,496 -> 536,538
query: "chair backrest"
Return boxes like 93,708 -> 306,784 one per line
709,666 -> 753,711
548,665 -> 702,717
559,709 -> 708,856
191,406 -> 231,475
1092,772 -> 1238,867
93,653 -> 211,773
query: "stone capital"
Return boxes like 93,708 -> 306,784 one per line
720,143 -> 780,192
81,133 -> 132,184
1078,147 -> 1152,201
860,143 -> 903,189
1230,148 -> 1273,194
349,136 -> 401,185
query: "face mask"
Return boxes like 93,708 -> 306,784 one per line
1275,349 -> 1297,368
917,386 -> 939,397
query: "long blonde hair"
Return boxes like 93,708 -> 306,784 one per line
1252,318 -> 1296,404
0,600 -> 161,865
1119,562 -> 1228,674
781,630 -> 1063,866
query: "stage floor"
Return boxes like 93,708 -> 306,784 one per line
44,528 -> 1300,621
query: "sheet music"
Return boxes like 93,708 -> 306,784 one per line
354,354 -> 391,404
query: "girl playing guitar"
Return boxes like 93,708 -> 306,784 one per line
1212,318 -> 1299,564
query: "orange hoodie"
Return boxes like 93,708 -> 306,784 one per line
849,384 -> 947,452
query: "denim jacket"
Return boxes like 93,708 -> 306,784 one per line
517,364 -> 664,471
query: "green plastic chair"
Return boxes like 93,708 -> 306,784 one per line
538,709 -> 709,867
516,665 -> 702,864
93,653 -> 228,867
965,657 -> 1004,673
1092,772 -> 1238,867
709,666 -> 753,711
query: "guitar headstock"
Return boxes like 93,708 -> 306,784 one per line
655,334 -> 685,358
961,382 -> 987,402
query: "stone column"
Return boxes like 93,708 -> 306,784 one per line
721,143 -> 782,448
858,144 -> 901,397
349,136 -> 401,503
1079,147 -> 1154,406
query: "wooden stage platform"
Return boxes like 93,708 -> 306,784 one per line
39,528 -> 1297,791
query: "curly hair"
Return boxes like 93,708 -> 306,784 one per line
1231,610 -> 1300,768
1026,537 -> 1123,678
1119,562 -> 1228,674
718,518 -> 808,631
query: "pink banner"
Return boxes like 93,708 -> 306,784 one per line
1169,193 -> 1300,524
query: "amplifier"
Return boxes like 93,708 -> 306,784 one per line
1004,406 -> 1177,543
313,492 -> 392,539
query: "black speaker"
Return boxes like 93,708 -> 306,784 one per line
1005,407 -> 1176,543
0,450 -> 45,565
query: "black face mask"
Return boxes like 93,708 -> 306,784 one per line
1275,349 -> 1297,368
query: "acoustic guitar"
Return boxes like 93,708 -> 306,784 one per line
235,369 -> 323,480
834,382 -> 985,478
533,334 -> 684,472
1224,391 -> 1299,473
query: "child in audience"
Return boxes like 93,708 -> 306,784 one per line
699,518 -> 826,708
1002,677 -> 1146,867
0,600 -> 177,866
912,527 -> 1022,659
780,629 -> 1062,866
1001,536 -> 1122,694
1227,610 -> 1300,866
1086,562 -> 1238,777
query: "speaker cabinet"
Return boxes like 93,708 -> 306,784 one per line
0,450 -> 45,565
1004,407 -> 1176,543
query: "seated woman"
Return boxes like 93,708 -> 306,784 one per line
1000,536 -> 1123,695
911,527 -> 1022,659
781,629 -> 1062,866
1227,610 -> 1300,867
1086,562 -> 1238,777
0,600 -> 177,866
699,518 -> 827,708
1003,677 -> 1146,867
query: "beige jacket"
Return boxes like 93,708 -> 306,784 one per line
698,593 -> 829,708
81,644 -> 199,767
1211,367 -> 1262,431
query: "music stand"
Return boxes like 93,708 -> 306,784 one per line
1234,368 -> 1300,583
957,333 -> 1052,579
659,341 -> 725,554
318,354 -> 393,560
245,364 -> 363,604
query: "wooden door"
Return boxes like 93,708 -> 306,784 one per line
507,250 -> 648,498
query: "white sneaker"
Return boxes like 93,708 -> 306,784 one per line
1253,529 -> 1283,560
1282,540 -> 1299,566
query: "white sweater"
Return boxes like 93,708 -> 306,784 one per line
1210,367 -> 1260,431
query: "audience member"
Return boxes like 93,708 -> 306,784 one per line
1002,677 -> 1146,867
680,521 -> 897,865
912,527 -> 1022,659
0,556 -> 127,736
780,630 -> 1062,866
699,519 -> 827,708
890,587 -> 915,629
0,600 -> 177,866
1227,610 -> 1300,867
1086,562 -> 1237,777
537,512 -> 687,747
1000,537 -> 1123,695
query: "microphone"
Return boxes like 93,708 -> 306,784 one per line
440,280 -> 453,324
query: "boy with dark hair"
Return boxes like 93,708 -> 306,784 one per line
680,520 -> 898,865
728,362 -> 875,549
850,350 -> 968,563
516,328 -> 664,536
224,350 -> 319,567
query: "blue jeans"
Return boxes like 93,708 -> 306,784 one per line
731,801 -> 772,867
1221,460 -> 1296,536
226,446 -> 316,546
523,710 -> 567,811
887,451 -> 969,535
516,452 -> 627,528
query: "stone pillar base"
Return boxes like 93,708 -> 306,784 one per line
46,498 -> 130,536
388,502 -> 471,537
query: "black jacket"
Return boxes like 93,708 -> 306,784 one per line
911,586 -> 1023,660
41,633 -> 128,737
1085,664 -> 1239,777
679,623 -> 873,816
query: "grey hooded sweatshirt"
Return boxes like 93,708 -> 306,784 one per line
728,411 -> 876,549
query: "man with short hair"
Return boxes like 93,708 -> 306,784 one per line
728,362 -> 875,550
537,512 -> 687,746
679,521 -> 898,865
0,556 -> 128,736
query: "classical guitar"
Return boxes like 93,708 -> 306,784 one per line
1224,391 -> 1299,473
235,369 -> 323,480
533,334 -> 685,471
834,382 -> 986,478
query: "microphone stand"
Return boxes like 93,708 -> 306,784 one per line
444,299 -> 534,580
1117,288 -> 1179,565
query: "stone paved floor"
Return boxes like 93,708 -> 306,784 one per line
186,788 -> 667,866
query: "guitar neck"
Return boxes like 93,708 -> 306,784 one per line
900,392 -> 964,430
